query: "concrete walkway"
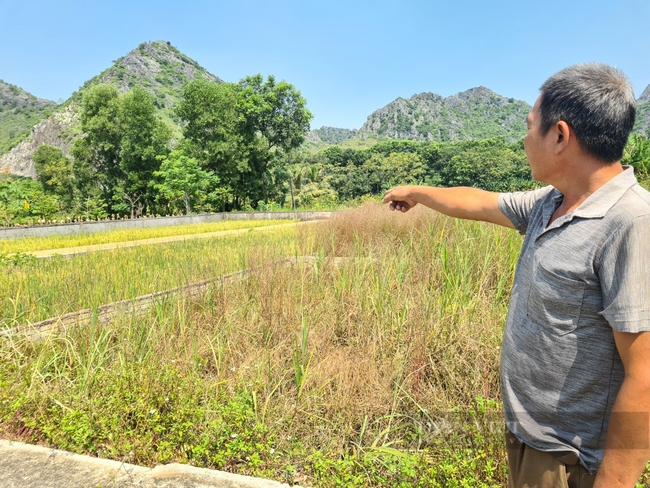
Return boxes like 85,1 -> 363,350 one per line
26,221 -> 314,258
0,440 -> 303,488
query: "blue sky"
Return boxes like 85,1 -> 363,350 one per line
1,0 -> 649,129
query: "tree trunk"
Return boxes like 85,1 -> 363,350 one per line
289,178 -> 296,211
184,193 -> 191,215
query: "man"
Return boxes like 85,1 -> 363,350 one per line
382,63 -> 650,487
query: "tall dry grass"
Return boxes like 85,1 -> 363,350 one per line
0,203 -> 524,486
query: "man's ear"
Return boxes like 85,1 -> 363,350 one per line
555,121 -> 571,154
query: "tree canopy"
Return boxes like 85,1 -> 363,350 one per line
71,84 -> 171,217
177,75 -> 313,209
16,75 -> 650,225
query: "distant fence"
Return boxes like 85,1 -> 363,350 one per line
0,211 -> 333,239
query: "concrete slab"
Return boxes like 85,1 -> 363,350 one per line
0,440 -> 303,488
0,211 -> 333,239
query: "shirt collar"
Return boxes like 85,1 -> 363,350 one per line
560,166 -> 639,220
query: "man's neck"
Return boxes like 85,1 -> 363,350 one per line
549,159 -> 624,223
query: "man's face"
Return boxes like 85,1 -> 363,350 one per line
524,97 -> 554,183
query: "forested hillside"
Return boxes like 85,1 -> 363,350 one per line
0,41 -> 222,175
305,126 -> 358,147
69,40 -> 222,133
308,84 -> 650,149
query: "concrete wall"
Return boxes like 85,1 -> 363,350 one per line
0,211 -> 333,239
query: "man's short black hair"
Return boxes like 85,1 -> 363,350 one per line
539,63 -> 636,163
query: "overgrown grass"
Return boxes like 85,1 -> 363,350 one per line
1,227 -> 300,327
0,219 -> 296,254
0,204 -> 517,485
6,204 -> 642,486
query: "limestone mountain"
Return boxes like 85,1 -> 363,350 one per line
0,40 -> 222,177
634,85 -> 650,137
68,40 -> 222,128
0,80 -> 57,156
306,126 -> 358,146
356,87 -> 531,143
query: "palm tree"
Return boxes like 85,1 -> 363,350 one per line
623,133 -> 650,181
286,164 -> 304,211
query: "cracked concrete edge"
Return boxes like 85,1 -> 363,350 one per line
0,440 -> 304,488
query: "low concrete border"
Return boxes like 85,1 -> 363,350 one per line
0,439 -> 302,488
0,211 -> 333,239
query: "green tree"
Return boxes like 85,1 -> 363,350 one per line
237,74 -> 312,154
0,174 -> 60,223
176,79 -> 243,208
177,76 -> 313,209
71,85 -> 121,193
153,151 -> 217,214
622,133 -> 650,182
328,152 -> 426,200
33,144 -> 75,208
71,85 -> 171,216
446,143 -> 533,191
235,74 -> 312,206
118,86 -> 172,209
0,201 -> 11,227
380,152 -> 427,188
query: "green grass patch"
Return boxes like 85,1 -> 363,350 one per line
1,226 -> 301,326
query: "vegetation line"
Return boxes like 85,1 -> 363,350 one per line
22,221 -> 314,258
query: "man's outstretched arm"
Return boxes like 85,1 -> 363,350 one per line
382,185 -> 515,229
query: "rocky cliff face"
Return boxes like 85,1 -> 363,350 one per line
358,87 -> 531,142
0,106 -> 77,178
0,80 -> 57,156
634,85 -> 650,137
74,40 -> 221,117
0,41 -> 221,178
307,126 -> 358,145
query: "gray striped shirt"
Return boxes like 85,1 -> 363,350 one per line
498,166 -> 650,473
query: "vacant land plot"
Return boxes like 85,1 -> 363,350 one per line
1,206 -> 511,486
1,226 -> 302,327
6,205 -> 643,486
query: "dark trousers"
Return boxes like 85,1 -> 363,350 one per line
506,430 -> 597,488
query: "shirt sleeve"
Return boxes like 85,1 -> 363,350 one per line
498,186 -> 552,235
598,214 -> 650,333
